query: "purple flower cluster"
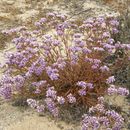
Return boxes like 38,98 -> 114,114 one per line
108,85 -> 129,96
27,99 -> 45,113
46,87 -> 57,100
82,98 -> 125,130
67,93 -> 76,103
106,76 -> 115,84
46,67 -> 59,80
45,98 -> 59,117
57,96 -> 65,104
76,81 -> 93,89
82,115 -> 100,130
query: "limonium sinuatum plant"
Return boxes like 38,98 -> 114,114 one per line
0,13 -> 129,129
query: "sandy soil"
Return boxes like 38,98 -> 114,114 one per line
0,0 -> 130,130
0,102 -> 76,130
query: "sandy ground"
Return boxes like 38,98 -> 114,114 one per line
0,102 -> 76,130
0,0 -> 130,130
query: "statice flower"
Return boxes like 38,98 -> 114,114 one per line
105,110 -> 124,129
46,67 -> 59,80
97,96 -> 105,104
107,85 -> 117,95
102,32 -> 110,38
67,93 -> 76,103
46,87 -> 57,100
109,19 -> 119,26
0,84 -> 12,99
78,89 -> 86,96
45,98 -> 59,117
70,54 -> 79,65
36,105 -> 45,113
100,65 -> 109,72
27,99 -> 38,109
53,58 -> 66,70
86,83 -> 94,89
117,87 -> 129,96
82,115 -> 100,130
57,96 -> 65,104
14,75 -> 25,90
76,81 -> 87,88
94,104 -> 106,113
93,47 -> 105,51
98,116 -> 110,127
106,76 -> 115,84
82,47 -> 92,54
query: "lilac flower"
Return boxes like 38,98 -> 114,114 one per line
107,38 -> 114,44
73,39 -> 86,47
46,87 -> 57,100
76,81 -> 87,88
86,83 -> 93,89
57,61 -> 66,70
82,115 -> 100,130
57,96 -> 65,104
78,89 -> 86,96
36,105 -> 45,113
45,98 -> 59,117
100,65 -> 109,72
67,93 -> 76,103
14,75 -> 25,90
85,58 -> 93,63
103,43 -> 115,50
105,110 -> 124,126
94,103 -> 106,113
47,12 -> 55,17
70,54 -> 78,64
32,30 -> 40,34
106,76 -> 115,84
93,59 -> 101,64
93,47 -> 104,51
107,85 -> 117,95
27,99 -> 38,109
98,96 -> 104,104
25,71 -> 32,78
46,67 -> 59,80
0,84 -> 12,99
69,46 -> 81,52
102,32 -> 110,38
34,22 -> 41,27
117,87 -> 129,96
39,18 -> 47,23
91,64 -> 99,69
56,14 -> 67,20
77,81 -> 93,89
112,28 -> 119,34
82,47 -> 92,54
52,39 -> 61,46
109,19 -> 119,26
99,116 -> 110,127
34,88 -> 41,94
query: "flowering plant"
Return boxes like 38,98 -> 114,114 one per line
0,13 -> 129,129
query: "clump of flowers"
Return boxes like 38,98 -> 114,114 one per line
82,97 -> 126,130
0,13 -> 129,129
